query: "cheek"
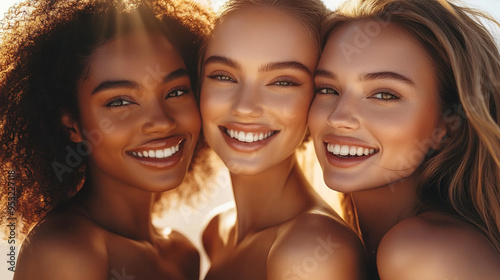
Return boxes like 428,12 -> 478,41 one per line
371,104 -> 440,168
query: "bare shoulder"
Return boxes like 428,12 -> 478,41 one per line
202,202 -> 236,260
14,210 -> 108,280
160,229 -> 200,280
267,210 -> 367,280
378,211 -> 500,280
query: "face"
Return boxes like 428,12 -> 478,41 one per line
72,31 -> 200,192
200,6 -> 318,175
309,21 -> 446,193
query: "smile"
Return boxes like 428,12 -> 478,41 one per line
130,142 -> 181,159
327,143 -> 376,157
224,128 -> 278,143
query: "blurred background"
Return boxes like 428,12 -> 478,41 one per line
0,0 -> 499,279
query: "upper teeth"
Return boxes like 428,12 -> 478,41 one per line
131,144 -> 180,159
226,129 -> 275,143
327,144 -> 375,156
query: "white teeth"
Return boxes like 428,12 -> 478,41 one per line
226,129 -> 275,143
326,143 -> 376,157
238,131 -> 245,141
131,143 -> 181,159
156,150 -> 164,158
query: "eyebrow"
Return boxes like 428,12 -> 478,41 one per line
91,68 -> 189,95
314,69 -> 415,85
361,71 -> 415,85
204,55 -> 241,70
204,55 -> 311,75
259,61 -> 311,75
314,69 -> 336,79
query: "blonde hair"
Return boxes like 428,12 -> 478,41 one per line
326,0 -> 500,251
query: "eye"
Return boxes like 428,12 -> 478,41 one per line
270,77 -> 301,87
371,91 -> 399,100
105,98 -> 134,107
166,89 -> 190,98
207,72 -> 236,83
315,87 -> 339,95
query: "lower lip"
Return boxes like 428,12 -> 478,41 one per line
127,142 -> 185,169
220,127 -> 278,153
324,145 -> 377,168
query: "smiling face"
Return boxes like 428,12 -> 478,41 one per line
72,31 -> 200,192
309,21 -> 446,193
200,6 -> 318,175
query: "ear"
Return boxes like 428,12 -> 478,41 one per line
61,113 -> 83,143
432,118 -> 449,151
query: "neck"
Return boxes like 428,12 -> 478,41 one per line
230,154 -> 316,243
74,168 -> 156,242
352,174 -> 419,256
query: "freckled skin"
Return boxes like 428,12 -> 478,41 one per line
201,7 -> 367,280
14,32 -> 201,280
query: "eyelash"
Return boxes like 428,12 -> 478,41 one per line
166,88 -> 189,98
315,87 -> 339,95
207,72 -> 236,83
270,77 -> 301,87
105,97 -> 135,107
105,89 -> 189,107
315,86 -> 401,101
370,91 -> 400,101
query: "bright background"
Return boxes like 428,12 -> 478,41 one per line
1,1 -> 499,280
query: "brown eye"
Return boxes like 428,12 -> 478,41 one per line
372,92 -> 398,100
166,89 -> 189,98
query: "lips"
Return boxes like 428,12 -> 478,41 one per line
127,137 -> 186,168
224,128 -> 278,143
322,136 -> 378,167
130,143 -> 181,159
326,143 -> 376,157
219,124 -> 279,152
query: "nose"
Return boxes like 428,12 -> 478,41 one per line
230,82 -> 263,118
327,93 -> 360,130
141,103 -> 176,135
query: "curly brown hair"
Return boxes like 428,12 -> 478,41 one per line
0,0 -> 214,237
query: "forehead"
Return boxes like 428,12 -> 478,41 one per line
322,20 -> 431,68
86,32 -> 184,77
206,6 -> 318,69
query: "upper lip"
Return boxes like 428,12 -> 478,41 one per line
127,136 -> 185,153
323,135 -> 378,151
220,122 -> 278,134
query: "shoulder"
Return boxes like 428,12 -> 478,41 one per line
202,202 -> 236,260
160,229 -> 200,280
267,211 -> 367,280
378,211 -> 500,280
14,210 -> 108,280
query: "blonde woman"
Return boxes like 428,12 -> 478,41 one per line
309,0 -> 500,278
199,0 -> 367,279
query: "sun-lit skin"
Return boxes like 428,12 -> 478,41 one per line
309,20 -> 500,279
200,6 -> 366,280
75,32 -> 200,193
200,9 -> 317,176
309,20 -> 445,194
14,32 -> 201,280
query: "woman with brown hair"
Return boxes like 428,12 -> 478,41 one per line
309,0 -> 500,278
